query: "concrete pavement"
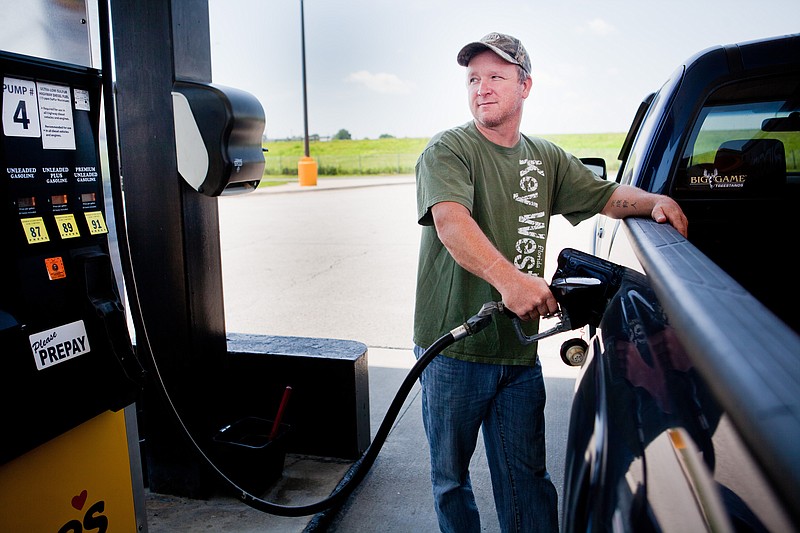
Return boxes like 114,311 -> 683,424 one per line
144,175 -> 591,532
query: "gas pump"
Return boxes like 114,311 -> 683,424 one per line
0,4 -> 146,532
0,50 -> 144,462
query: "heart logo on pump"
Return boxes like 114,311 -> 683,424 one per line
71,490 -> 88,510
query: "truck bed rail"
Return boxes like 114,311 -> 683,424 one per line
623,217 -> 800,521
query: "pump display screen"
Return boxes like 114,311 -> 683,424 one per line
17,196 -> 35,208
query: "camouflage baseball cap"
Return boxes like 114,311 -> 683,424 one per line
457,32 -> 531,74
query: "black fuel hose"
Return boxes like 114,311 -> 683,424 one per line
238,301 -> 500,516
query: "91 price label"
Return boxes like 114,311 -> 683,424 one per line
84,211 -> 108,235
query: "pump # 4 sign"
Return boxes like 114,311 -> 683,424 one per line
29,320 -> 91,370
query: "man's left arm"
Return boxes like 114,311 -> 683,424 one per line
601,184 -> 688,237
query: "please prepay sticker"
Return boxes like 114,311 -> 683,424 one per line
30,320 -> 91,370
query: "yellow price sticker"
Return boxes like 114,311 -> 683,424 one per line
84,211 -> 108,235
20,217 -> 50,244
54,214 -> 81,239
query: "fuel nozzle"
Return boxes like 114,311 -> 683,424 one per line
505,277 -> 603,346
450,249 -> 627,353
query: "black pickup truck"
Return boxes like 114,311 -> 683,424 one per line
559,34 -> 800,532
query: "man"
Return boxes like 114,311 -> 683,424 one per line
413,32 -> 687,533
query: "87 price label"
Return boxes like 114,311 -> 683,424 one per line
54,214 -> 81,239
20,217 -> 50,244
84,211 -> 108,235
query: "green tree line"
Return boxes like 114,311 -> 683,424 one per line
262,133 -> 626,177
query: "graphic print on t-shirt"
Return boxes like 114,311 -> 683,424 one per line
513,158 -> 547,275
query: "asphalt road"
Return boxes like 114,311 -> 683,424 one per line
218,176 -> 594,366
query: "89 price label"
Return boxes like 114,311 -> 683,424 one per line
20,217 -> 50,244
54,214 -> 80,239
84,211 -> 108,235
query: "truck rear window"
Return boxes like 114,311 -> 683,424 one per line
675,74 -> 800,198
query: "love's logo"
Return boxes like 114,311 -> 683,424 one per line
57,490 -> 108,533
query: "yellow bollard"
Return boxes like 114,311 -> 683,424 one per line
298,156 -> 318,186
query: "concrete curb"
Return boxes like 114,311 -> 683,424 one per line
253,176 -> 415,195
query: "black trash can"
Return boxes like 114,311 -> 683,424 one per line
212,416 -> 291,495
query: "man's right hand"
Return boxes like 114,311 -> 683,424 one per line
499,270 -> 557,321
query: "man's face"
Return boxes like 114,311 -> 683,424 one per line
466,50 -> 531,129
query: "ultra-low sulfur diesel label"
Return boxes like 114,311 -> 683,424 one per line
29,320 -> 91,370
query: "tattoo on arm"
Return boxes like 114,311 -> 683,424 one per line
610,199 -> 637,209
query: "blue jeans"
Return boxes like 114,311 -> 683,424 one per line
414,345 -> 558,533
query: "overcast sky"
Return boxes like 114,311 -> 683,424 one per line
208,0 -> 799,140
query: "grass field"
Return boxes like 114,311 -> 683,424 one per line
262,132 -> 626,180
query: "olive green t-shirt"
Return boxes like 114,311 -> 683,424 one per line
414,121 -> 618,365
